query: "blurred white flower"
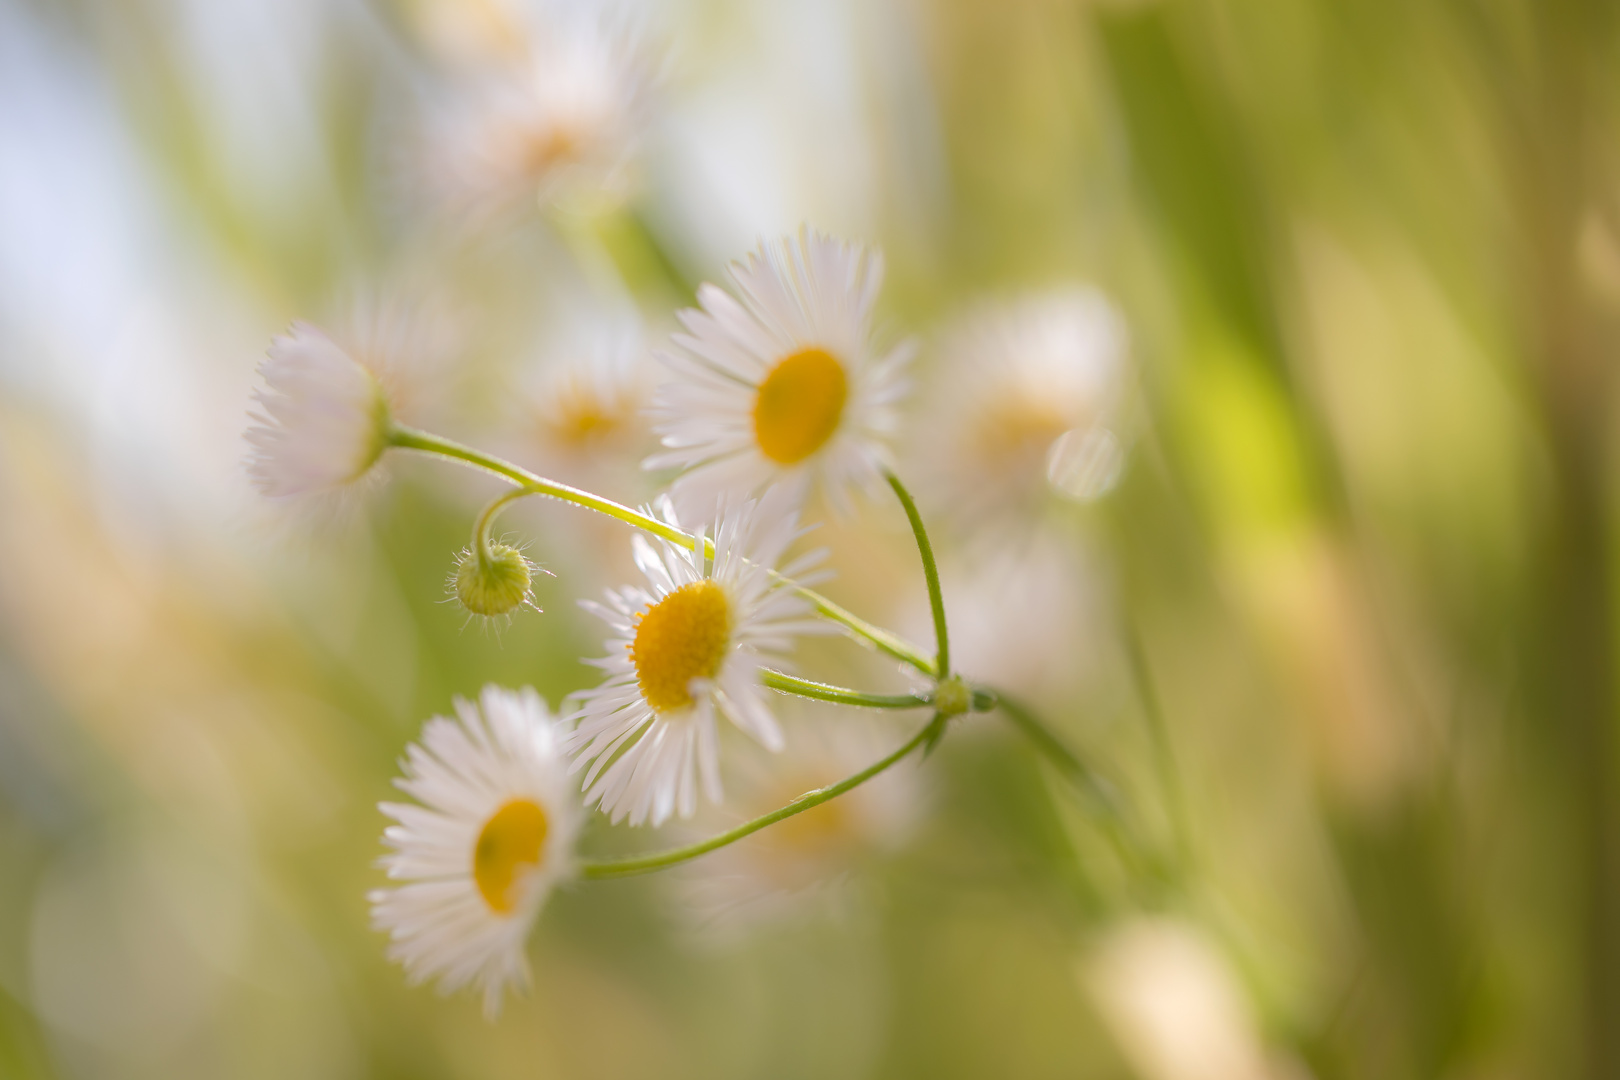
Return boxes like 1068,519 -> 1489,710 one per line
244,321 -> 390,499
673,715 -> 926,939
1082,919 -> 1280,1080
928,530 -> 1102,699
370,685 -> 581,1019
913,286 -> 1129,532
432,4 -> 658,214
564,493 -> 828,826
645,227 -> 913,518
521,318 -> 652,480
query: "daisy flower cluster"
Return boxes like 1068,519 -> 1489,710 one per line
241,10 -> 1135,1016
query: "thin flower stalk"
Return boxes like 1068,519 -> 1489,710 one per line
390,424 -> 690,545
1125,626 -> 1193,877
579,712 -> 946,880
885,471 -> 950,678
994,693 -> 1158,884
760,669 -> 933,710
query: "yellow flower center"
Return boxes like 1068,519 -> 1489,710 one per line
752,348 -> 849,465
473,798 -> 550,914
630,580 -> 732,712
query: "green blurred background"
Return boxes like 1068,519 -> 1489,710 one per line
2,0 -> 1619,1077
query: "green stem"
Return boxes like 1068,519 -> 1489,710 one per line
761,668 -> 932,709
885,472 -> 950,678
1125,626 -> 1192,873
390,425 -> 691,546
778,577 -> 937,677
995,694 -> 1147,879
471,487 -> 533,564
387,424 -> 937,669
580,714 -> 945,879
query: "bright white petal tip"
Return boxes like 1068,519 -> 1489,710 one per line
563,492 -> 827,827
370,685 -> 582,1019
645,226 -> 913,518
245,322 -> 390,498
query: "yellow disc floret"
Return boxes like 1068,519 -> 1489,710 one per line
752,347 -> 849,465
630,580 -> 733,712
473,798 -> 550,914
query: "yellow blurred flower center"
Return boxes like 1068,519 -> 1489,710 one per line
546,387 -> 619,446
560,407 -> 608,441
630,580 -> 733,712
523,122 -> 584,175
749,774 -> 855,888
752,348 -> 848,465
770,789 -> 850,856
974,392 -> 1074,468
473,798 -> 550,914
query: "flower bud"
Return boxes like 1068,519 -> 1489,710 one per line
453,543 -> 537,618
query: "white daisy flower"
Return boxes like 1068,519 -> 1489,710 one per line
563,494 -> 828,827
912,286 -> 1129,531
245,321 -> 391,498
645,228 -> 914,519
435,6 -> 656,214
370,685 -> 581,1018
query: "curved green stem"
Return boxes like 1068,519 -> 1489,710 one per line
761,668 -> 932,709
885,472 -> 950,678
388,424 -> 938,672
471,487 -> 534,562
580,713 -> 945,880
390,425 -> 691,546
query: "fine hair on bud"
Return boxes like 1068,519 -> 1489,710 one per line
452,542 -> 542,619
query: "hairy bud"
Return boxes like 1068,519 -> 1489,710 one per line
453,544 -> 538,618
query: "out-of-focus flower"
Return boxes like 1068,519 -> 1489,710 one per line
244,322 -> 391,499
1082,919 -> 1280,1080
431,5 -> 657,215
925,530 -> 1103,701
523,319 -> 652,475
673,715 -> 926,939
564,494 -> 828,826
370,685 -> 581,1018
913,286 -> 1129,533
646,228 -> 913,518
